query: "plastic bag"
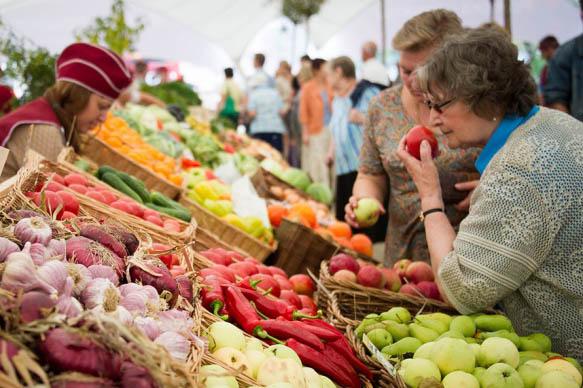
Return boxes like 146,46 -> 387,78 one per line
231,176 -> 270,228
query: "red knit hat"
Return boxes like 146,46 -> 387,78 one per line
56,42 -> 132,100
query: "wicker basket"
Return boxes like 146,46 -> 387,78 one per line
179,195 -> 276,262
271,218 -> 338,276
251,167 -> 316,203
79,135 -> 181,199
318,260 -> 457,331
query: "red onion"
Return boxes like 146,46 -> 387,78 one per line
39,328 -> 122,380
175,275 -> 193,302
0,338 -> 20,371
20,291 -> 56,323
52,375 -> 115,388
128,258 -> 177,298
66,237 -> 125,277
120,361 -> 156,388
0,237 -> 20,262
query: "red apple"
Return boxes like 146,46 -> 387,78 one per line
280,290 -> 302,309
405,125 -> 439,160
393,259 -> 412,280
399,283 -> 421,297
329,253 -> 360,275
333,269 -> 357,283
356,265 -> 386,289
381,268 -> 402,292
405,261 -> 434,284
289,274 -> 314,296
417,281 -> 441,300
249,274 -> 281,297
273,274 -> 294,291
229,262 -> 258,278
267,266 -> 288,278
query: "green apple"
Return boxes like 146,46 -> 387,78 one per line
355,318 -> 382,339
302,367 -> 322,388
414,342 -> 435,360
364,323 -> 387,334
213,347 -> 251,377
200,364 -> 238,388
565,357 -> 583,377
264,345 -> 302,366
246,337 -> 264,352
265,383 -> 295,388
430,337 -> 476,375
245,350 -> 268,379
381,307 -> 412,323
474,314 -> 514,332
257,357 -> 305,387
541,358 -> 582,386
367,328 -> 393,350
518,360 -> 544,388
354,198 -> 381,227
437,330 -> 466,341
469,343 -> 481,359
398,358 -> 441,388
383,320 -> 410,341
417,377 -> 442,387
477,330 -> 520,347
473,367 -> 487,381
450,316 -> 476,337
479,363 -> 524,388
415,316 -> 449,335
409,323 -> 440,343
442,371 -> 480,388
536,370 -> 580,388
519,351 -> 548,366
208,321 -> 246,352
382,337 -> 422,357
319,375 -> 336,388
478,337 -> 520,369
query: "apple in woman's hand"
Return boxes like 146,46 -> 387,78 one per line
405,125 -> 439,160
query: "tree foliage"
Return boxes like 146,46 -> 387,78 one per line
282,0 -> 326,24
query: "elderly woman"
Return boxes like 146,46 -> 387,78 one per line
398,28 -> 583,360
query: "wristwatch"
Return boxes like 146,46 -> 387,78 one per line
419,208 -> 444,222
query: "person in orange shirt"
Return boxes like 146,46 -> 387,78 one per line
299,58 -> 333,188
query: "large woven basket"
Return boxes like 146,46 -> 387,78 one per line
179,195 -> 276,262
251,167 -> 319,204
79,135 -> 181,199
272,218 -> 338,276
318,260 -> 457,331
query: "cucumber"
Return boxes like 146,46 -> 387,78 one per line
96,165 -> 117,179
145,202 -> 191,222
101,172 -> 143,203
151,191 -> 189,213
117,172 -> 151,203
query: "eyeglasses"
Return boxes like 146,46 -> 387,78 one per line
425,97 -> 456,114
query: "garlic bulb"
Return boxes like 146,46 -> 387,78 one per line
1,246 -> 55,294
81,278 -> 120,312
67,264 -> 92,296
56,278 -> 82,318
0,237 -> 20,263
154,331 -> 190,361
157,309 -> 193,334
141,285 -> 159,301
92,305 -> 132,325
133,316 -> 160,341
46,239 -> 66,260
87,265 -> 119,286
14,217 -> 52,246
37,260 -> 68,295
119,283 -> 142,297
29,243 -> 48,266
120,292 -> 148,315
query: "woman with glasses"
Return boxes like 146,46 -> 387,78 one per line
398,27 -> 583,361
345,9 -> 480,265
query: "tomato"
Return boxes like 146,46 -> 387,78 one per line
405,125 -> 439,160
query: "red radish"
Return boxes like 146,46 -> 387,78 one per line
273,274 -> 294,291
56,191 -> 80,215
64,173 -> 89,187
128,257 -> 178,298
163,219 -> 181,233
44,181 -> 67,192
143,209 -> 161,219
95,190 -> 117,205
110,200 -> 132,214
144,215 -> 164,227
85,191 -> 106,204
79,224 -> 128,258
20,291 -> 56,323
49,173 -> 65,185
66,236 -> 125,277
60,211 -> 77,221
280,289 -> 302,309
267,266 -> 287,278
39,328 -> 122,379
68,184 -> 88,195
405,125 -> 439,160
33,191 -> 65,218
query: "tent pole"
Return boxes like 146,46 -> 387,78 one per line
504,0 -> 512,37
380,0 -> 387,65
490,0 -> 495,22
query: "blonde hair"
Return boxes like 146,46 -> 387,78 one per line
44,80 -> 92,151
392,9 -> 463,52
297,66 -> 313,85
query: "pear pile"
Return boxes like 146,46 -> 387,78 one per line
355,307 -> 582,388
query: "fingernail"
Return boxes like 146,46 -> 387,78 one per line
422,141 -> 429,149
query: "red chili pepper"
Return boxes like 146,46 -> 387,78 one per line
321,343 -> 362,388
238,288 -> 321,321
295,319 -> 342,342
181,158 -> 201,169
205,170 -> 216,180
328,336 -> 372,380
259,320 -> 324,350
224,144 -> 235,154
200,278 -> 228,320
236,277 -> 263,291
286,339 -> 359,388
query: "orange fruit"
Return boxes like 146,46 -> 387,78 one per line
169,174 -> 183,186
285,212 -> 312,228
289,203 -> 317,228
350,234 -> 373,256
335,236 -> 353,249
328,221 -> 352,239
268,204 -> 289,228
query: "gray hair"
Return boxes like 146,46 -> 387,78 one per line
416,28 -> 537,118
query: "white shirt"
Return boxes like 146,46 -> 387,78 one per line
361,58 -> 388,86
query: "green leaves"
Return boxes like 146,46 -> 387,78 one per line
282,0 -> 326,24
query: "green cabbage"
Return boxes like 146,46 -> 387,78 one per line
281,168 -> 311,191
306,183 -> 332,205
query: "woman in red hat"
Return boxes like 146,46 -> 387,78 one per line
0,42 -> 132,181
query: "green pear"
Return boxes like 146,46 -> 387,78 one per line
355,318 -> 382,339
365,313 -> 380,320
518,351 -> 548,366
380,307 -> 411,323
518,336 -> 544,352
409,323 -> 440,343
527,333 -> 551,353
415,317 -> 449,335
517,360 -> 543,388
367,329 -> 393,350
364,323 -> 387,334
382,337 -> 422,357
473,367 -> 487,381
545,352 -> 562,358
465,337 -> 478,344
383,320 -> 410,341
437,330 -> 466,341
423,312 -> 453,327
474,315 -> 514,332
477,330 -> 520,347
450,316 -> 476,337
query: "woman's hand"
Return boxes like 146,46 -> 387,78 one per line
454,180 -> 480,211
344,195 -> 385,228
397,136 -> 444,210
